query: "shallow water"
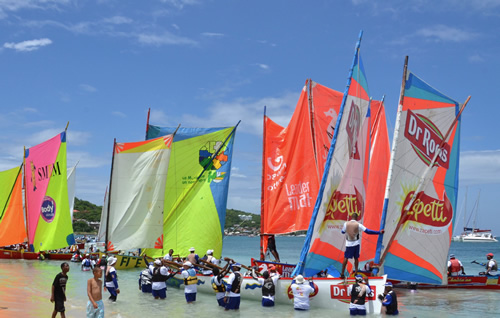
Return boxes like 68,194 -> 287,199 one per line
1,237 -> 499,317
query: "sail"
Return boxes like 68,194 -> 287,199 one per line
24,131 -> 75,252
375,70 -> 462,285
360,100 -> 390,261
294,33 -> 371,276
97,187 -> 108,243
0,166 -> 27,246
107,134 -> 174,251
144,125 -> 237,259
67,163 -> 77,221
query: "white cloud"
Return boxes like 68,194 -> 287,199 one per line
102,16 -> 133,25
255,63 -> 269,70
137,32 -> 197,46
460,150 -> 500,185
172,23 -> 180,30
79,84 -> 97,92
468,54 -> 485,63
160,0 -> 200,9
415,25 -> 478,42
201,32 -> 224,38
112,111 -> 126,118
3,38 -> 52,52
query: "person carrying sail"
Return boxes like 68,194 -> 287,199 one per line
341,212 -> 383,278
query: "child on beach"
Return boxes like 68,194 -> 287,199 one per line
51,262 -> 70,318
87,267 -> 104,318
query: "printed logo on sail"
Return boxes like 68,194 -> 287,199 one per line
285,181 -> 312,211
40,196 -> 56,223
401,191 -> 452,228
404,110 -> 450,169
346,101 -> 361,160
266,156 -> 287,192
198,140 -> 229,183
323,187 -> 364,222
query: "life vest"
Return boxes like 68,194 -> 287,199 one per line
184,268 -> 198,285
230,272 -> 242,294
106,268 -> 117,283
488,259 -> 498,271
211,275 -> 226,293
83,259 -> 91,267
350,283 -> 367,305
262,277 -> 275,297
449,259 -> 461,273
385,290 -> 398,315
140,269 -> 152,285
152,267 -> 168,283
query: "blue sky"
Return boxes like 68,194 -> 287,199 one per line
0,1 -> 499,233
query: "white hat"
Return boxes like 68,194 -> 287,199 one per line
295,275 -> 305,284
184,261 -> 192,267
207,249 -> 213,255
108,257 -> 117,266
154,259 -> 162,265
189,247 -> 195,252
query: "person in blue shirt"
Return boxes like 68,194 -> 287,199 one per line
378,282 -> 398,315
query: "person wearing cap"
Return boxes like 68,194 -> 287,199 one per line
211,262 -> 231,307
181,261 -> 198,303
202,249 -> 218,275
348,274 -> 373,315
251,268 -> 280,307
378,282 -> 398,315
224,262 -> 243,310
290,275 -> 316,310
341,212 -> 384,278
104,257 -> 119,302
187,247 -> 200,266
485,253 -> 498,276
447,254 -> 465,277
149,258 -> 175,300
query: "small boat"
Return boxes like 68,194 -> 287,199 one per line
460,229 -> 498,242
389,275 -> 500,290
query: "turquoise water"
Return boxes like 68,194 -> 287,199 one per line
1,237 -> 499,317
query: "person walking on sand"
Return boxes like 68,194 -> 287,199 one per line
104,256 -> 120,302
51,262 -> 70,318
87,267 -> 104,318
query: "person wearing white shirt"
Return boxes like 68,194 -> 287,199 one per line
290,275 -> 316,310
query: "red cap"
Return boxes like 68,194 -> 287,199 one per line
487,253 -> 494,257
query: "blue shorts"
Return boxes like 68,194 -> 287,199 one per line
217,297 -> 225,307
185,292 -> 196,302
87,299 -> 104,318
107,287 -> 117,297
262,298 -> 275,307
141,285 -> 152,293
350,308 -> 367,315
345,245 -> 360,259
152,288 -> 166,299
225,296 -> 240,310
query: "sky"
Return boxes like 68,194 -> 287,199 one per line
0,0 -> 499,234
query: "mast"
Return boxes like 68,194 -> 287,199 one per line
105,139 -> 117,253
293,30 -> 363,276
22,147 -> 31,251
308,79 -> 321,181
145,108 -> 151,140
260,107 -> 267,260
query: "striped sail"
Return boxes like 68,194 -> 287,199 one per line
375,69 -> 462,285
294,33 -> 372,276
107,135 -> 174,251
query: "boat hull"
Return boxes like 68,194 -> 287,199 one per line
167,273 -> 386,313
0,249 -> 39,260
390,275 -> 500,290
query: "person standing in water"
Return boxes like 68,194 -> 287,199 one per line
51,262 -> 70,318
104,257 -> 119,302
87,267 -> 104,318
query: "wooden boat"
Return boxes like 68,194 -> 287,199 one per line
389,275 -> 500,290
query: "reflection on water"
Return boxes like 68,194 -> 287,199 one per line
1,238 -> 500,317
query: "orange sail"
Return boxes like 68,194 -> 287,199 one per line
0,166 -> 27,246
360,100 -> 390,261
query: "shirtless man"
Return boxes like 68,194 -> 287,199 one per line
87,267 -> 104,318
341,212 -> 383,278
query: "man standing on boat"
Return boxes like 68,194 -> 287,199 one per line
447,254 -> 465,277
187,247 -> 199,268
341,212 -> 383,278
163,249 -> 174,262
